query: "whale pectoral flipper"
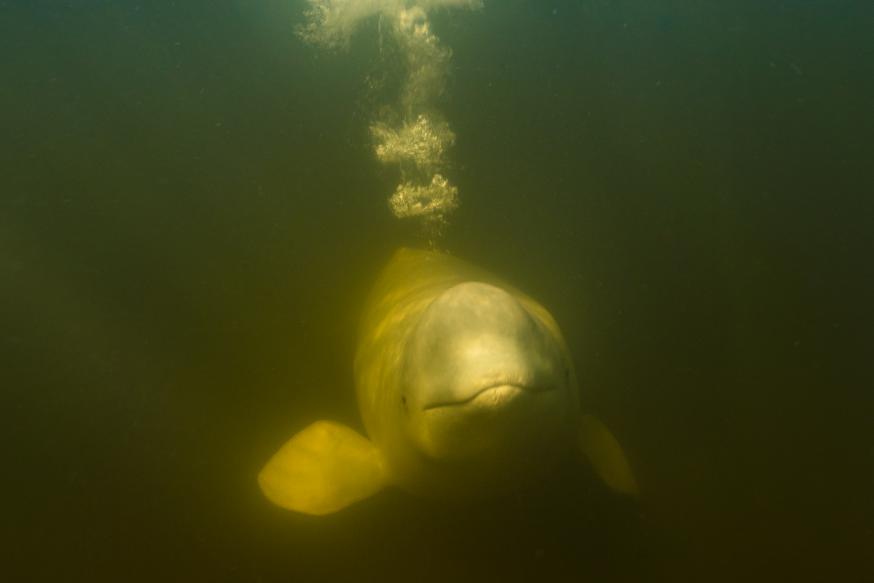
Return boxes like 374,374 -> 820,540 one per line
258,420 -> 387,515
578,414 -> 639,497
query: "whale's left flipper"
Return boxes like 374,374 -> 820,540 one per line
578,414 -> 639,497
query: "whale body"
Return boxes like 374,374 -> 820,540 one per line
258,248 -> 637,515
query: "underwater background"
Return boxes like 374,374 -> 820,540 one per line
2,1 -> 872,581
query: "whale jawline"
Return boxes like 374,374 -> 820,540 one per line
422,383 -> 555,410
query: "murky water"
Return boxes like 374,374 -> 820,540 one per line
3,1 -> 872,581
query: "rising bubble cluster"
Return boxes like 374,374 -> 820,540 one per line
298,0 -> 482,241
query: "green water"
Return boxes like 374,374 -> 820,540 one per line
2,1 -> 872,581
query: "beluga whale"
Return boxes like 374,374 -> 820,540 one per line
259,248 -> 638,515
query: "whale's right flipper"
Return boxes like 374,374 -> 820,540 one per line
258,420 -> 388,515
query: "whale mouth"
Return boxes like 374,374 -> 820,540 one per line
422,383 -> 555,410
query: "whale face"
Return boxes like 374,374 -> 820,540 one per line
400,282 -> 572,461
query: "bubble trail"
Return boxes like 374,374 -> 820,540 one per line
297,0 -> 483,243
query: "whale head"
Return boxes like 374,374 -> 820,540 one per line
400,282 -> 574,464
